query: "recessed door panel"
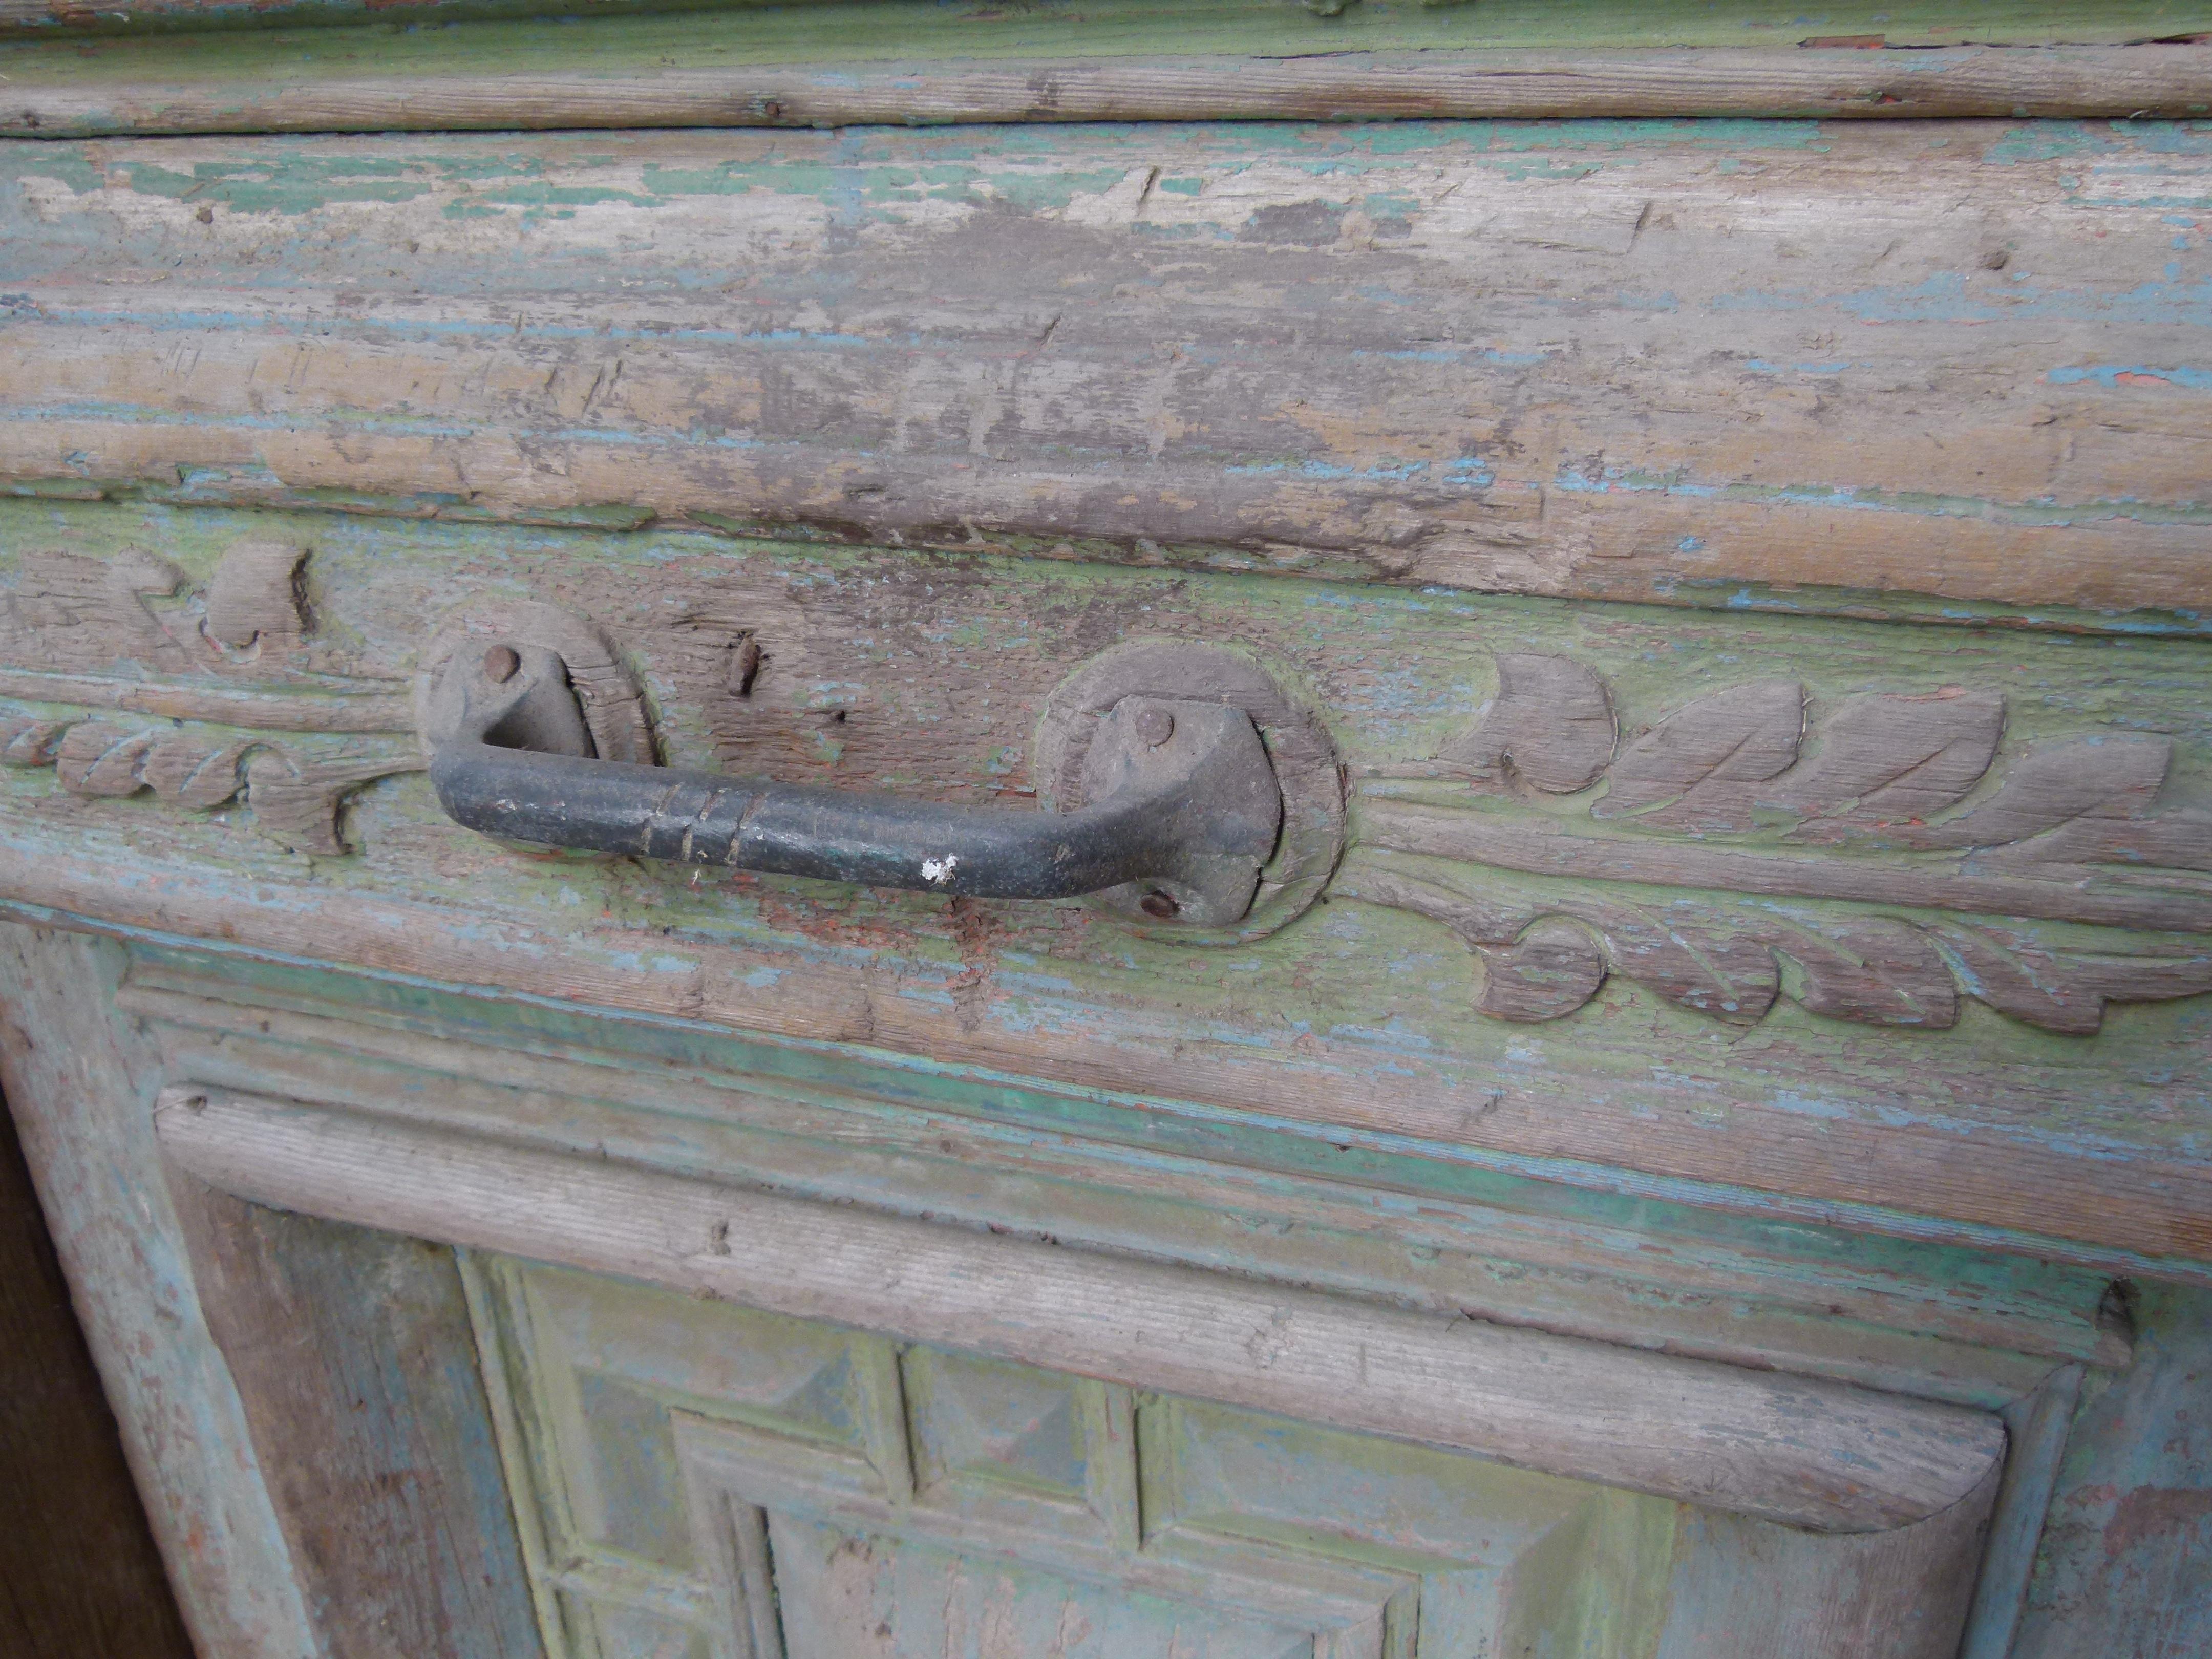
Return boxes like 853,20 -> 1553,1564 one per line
463,1256 -> 1985,1659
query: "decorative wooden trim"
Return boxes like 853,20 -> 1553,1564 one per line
154,1083 -> 2008,1535
0,538 -> 419,853
7,847 -> 2203,1285
7,526 -> 2209,1283
120,961 -> 2118,1402
9,46 -> 2212,138
1348,655 -> 2212,1035
1959,1363 -> 2087,1659
0,670 -> 412,732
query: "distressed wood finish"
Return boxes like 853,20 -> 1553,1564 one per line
2,504 -> 2207,1283
13,47 -> 2212,137
464,1254 -> 1999,1659
116,945 -> 2121,1410
0,921 -> 558,1657
173,1188 -> 547,1659
5,121 -> 2212,625
2008,1284 -> 2212,1659
1354,656 -> 2212,1032
0,15 -> 2203,1650
157,1084 -> 2007,1535
8,0 -> 2203,46
0,1086 -> 194,1659
0,925 -> 320,1659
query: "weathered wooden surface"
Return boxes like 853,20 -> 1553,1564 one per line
6,0 -> 2202,45
2011,1284 -> 2212,1659
466,1252 -> 2000,1659
0,924 -> 320,1658
1962,1363 -> 2087,1659
175,1187 -> 547,1659
5,121 -> 2211,626
12,46 -> 2212,136
1,502 -> 2207,1283
121,942 -> 2120,1412
0,1081 -> 195,1659
160,1084 -> 2007,1534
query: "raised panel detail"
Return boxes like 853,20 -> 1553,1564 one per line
462,1256 -> 1986,1659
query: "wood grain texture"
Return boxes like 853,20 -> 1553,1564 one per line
0,1082 -> 195,1659
4,502 -> 2209,1285
2010,1284 -> 2212,1659
7,0 -> 2202,48
1960,1363 -> 2086,1659
5,120 -> 2212,626
1653,1459 -> 2001,1659
173,1186 -> 547,1659
475,1253 -> 2000,1659
11,46 -> 2212,137
120,949 -> 2120,1409
1356,657 -> 2212,1032
0,535 -> 421,848
0,923 -> 321,1659
155,1084 -> 2009,1535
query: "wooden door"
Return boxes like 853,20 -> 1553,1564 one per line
3,5 -> 2212,1656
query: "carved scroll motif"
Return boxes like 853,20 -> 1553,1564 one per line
4,712 -> 416,856
0,543 -> 418,855
1353,658 -> 2212,1035
2,537 -> 322,673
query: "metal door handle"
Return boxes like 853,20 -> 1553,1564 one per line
422,639 -> 1285,927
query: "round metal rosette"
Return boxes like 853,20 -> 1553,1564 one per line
1035,641 -> 1344,944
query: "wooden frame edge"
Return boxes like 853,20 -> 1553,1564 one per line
5,45 -> 2211,138
152,1082 -> 2008,1536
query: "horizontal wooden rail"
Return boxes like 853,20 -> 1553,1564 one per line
154,1084 -> 2007,1534
7,46 -> 2212,137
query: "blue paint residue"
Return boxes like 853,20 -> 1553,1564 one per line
2048,364 -> 2212,390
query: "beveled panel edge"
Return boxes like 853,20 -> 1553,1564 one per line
115,952 -> 2115,1403
154,1082 -> 2008,1534
6,873 -> 2206,1294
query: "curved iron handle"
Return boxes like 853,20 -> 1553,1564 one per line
423,641 -> 1285,926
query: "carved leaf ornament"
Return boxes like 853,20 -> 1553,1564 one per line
5,546 -> 2208,1034
0,541 -> 417,854
1355,656 -> 2212,1035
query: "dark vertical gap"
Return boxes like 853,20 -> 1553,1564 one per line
0,1087 -> 196,1659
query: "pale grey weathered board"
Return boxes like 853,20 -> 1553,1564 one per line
2,121 -> 2208,625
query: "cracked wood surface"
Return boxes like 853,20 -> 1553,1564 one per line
3,120 -> 2210,626
158,1084 -> 2009,1535
11,47 -> 2212,136
2,502 -> 2208,1284
120,952 -> 2118,1407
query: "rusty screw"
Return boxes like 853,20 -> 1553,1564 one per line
482,645 -> 521,684
1133,707 -> 1175,748
1139,889 -> 1180,920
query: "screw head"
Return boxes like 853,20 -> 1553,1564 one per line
1139,889 -> 1181,920
1133,707 -> 1175,748
482,645 -> 521,684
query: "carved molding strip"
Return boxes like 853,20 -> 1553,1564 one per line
1350,655 -> 2212,1034
159,1084 -> 2005,1534
5,541 -> 2209,1030
0,538 -> 418,854
1,712 -> 417,855
0,669 -> 413,732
